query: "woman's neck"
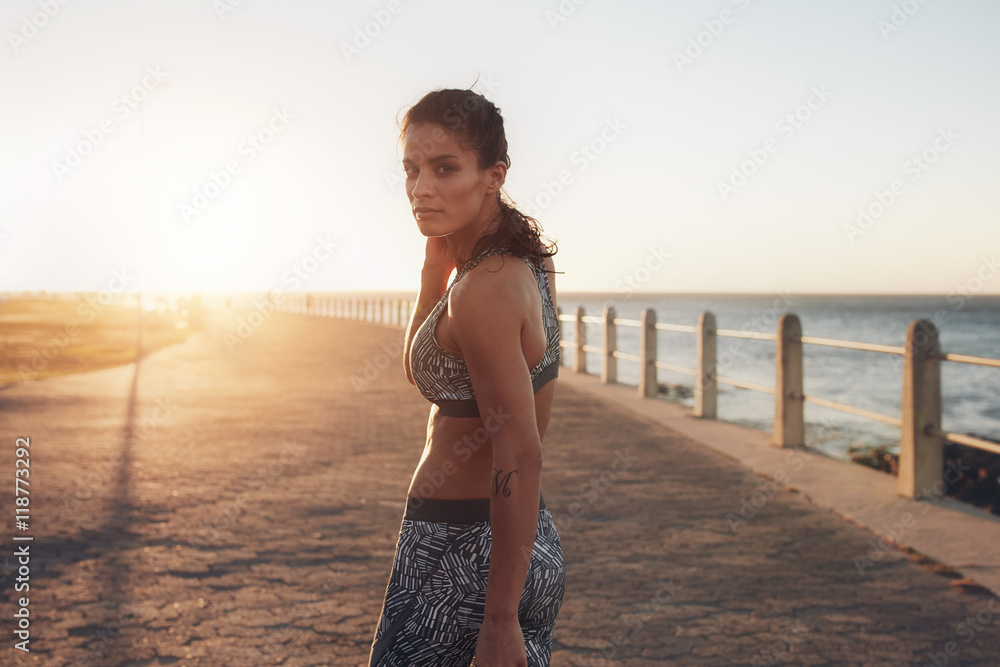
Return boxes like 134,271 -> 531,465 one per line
447,200 -> 503,270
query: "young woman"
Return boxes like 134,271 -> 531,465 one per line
368,88 -> 565,666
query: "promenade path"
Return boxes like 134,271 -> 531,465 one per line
2,310 -> 999,666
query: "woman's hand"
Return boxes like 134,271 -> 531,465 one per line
423,236 -> 455,278
473,615 -> 527,667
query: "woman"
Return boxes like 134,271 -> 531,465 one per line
368,88 -> 565,666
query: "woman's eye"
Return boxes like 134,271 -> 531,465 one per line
436,164 -> 455,174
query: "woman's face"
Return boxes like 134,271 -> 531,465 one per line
402,122 -> 502,237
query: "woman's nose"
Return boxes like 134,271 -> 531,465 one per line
410,169 -> 433,199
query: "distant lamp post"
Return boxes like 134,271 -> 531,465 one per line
135,80 -> 172,361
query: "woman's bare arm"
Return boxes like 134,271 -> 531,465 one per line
449,258 -> 542,662
403,239 -> 455,385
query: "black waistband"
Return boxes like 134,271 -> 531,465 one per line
404,494 -> 547,523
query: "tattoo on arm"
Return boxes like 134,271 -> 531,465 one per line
490,468 -> 518,497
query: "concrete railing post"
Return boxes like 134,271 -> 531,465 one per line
639,308 -> 657,398
694,311 -> 717,418
574,307 -> 587,374
773,313 -> 804,447
898,319 -> 942,499
602,306 -> 616,384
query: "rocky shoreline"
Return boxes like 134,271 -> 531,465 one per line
849,437 -> 1000,517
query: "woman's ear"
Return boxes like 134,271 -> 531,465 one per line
486,161 -> 507,193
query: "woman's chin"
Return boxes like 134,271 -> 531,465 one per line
415,220 -> 450,237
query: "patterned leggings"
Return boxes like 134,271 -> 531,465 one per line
368,497 -> 565,666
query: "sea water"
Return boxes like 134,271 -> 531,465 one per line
559,293 -> 1000,461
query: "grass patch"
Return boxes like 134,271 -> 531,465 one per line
0,298 -> 198,386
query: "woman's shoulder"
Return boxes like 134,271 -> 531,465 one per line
451,251 -> 537,305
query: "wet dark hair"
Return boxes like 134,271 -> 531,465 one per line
399,88 -> 557,267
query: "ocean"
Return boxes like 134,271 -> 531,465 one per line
555,292 -> 1000,462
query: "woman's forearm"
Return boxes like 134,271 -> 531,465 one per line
484,446 -> 542,620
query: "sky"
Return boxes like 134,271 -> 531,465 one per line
1,0 -> 998,295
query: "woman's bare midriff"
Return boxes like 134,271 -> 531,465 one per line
406,380 -> 555,500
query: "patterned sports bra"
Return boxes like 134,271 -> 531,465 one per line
409,248 -> 560,418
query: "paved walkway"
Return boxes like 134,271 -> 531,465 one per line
1,310 -> 999,666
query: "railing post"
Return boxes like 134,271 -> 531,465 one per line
694,311 -> 717,418
898,319 -> 942,499
602,306 -> 616,384
574,307 -> 587,374
773,313 -> 804,447
639,308 -> 657,398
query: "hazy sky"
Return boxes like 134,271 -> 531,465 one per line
2,0 -> 998,295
